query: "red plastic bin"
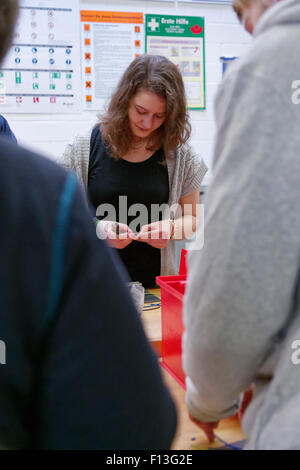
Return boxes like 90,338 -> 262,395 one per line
156,274 -> 187,389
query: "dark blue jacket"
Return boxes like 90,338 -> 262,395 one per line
0,115 -> 17,143
0,138 -> 176,449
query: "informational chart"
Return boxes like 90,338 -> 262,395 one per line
145,14 -> 205,110
81,11 -> 144,110
0,0 -> 81,113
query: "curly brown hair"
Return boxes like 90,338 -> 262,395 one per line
100,54 -> 191,160
0,0 -> 19,63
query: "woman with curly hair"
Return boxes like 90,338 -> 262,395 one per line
61,54 -> 207,287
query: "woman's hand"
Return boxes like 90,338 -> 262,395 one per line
96,221 -> 134,249
133,220 -> 173,249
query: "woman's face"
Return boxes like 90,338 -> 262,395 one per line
128,89 -> 167,140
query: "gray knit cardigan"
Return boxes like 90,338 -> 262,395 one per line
60,127 -> 207,276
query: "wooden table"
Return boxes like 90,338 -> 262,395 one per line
141,287 -> 162,356
142,288 -> 246,451
163,369 -> 246,450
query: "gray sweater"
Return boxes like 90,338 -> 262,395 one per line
60,126 -> 207,276
183,0 -> 300,450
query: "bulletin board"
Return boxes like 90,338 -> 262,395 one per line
145,14 -> 205,110
80,11 -> 144,110
0,0 -> 81,113
0,2 -> 210,114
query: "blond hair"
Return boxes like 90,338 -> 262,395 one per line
233,0 -> 277,20
233,0 -> 252,19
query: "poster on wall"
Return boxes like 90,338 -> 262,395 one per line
145,14 -> 205,110
81,11 -> 144,110
0,0 -> 81,114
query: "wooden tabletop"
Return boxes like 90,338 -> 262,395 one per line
163,369 -> 246,450
142,287 -> 246,451
141,287 -> 162,342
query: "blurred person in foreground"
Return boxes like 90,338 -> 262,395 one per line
0,115 -> 17,142
183,0 -> 300,450
0,0 -> 176,450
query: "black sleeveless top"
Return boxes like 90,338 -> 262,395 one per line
88,126 -> 169,287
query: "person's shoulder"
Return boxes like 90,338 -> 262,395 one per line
223,26 -> 295,88
90,123 -> 103,150
91,123 -> 101,141
0,115 -> 7,129
71,126 -> 94,149
169,142 -> 192,161
90,123 -> 109,150
89,123 -> 111,162
66,123 -> 104,158
168,142 -> 208,176
176,142 -> 205,166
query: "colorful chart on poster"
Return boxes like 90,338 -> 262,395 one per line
145,14 -> 205,110
81,11 -> 144,110
0,0 -> 81,113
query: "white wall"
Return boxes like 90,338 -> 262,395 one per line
3,0 -> 251,184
